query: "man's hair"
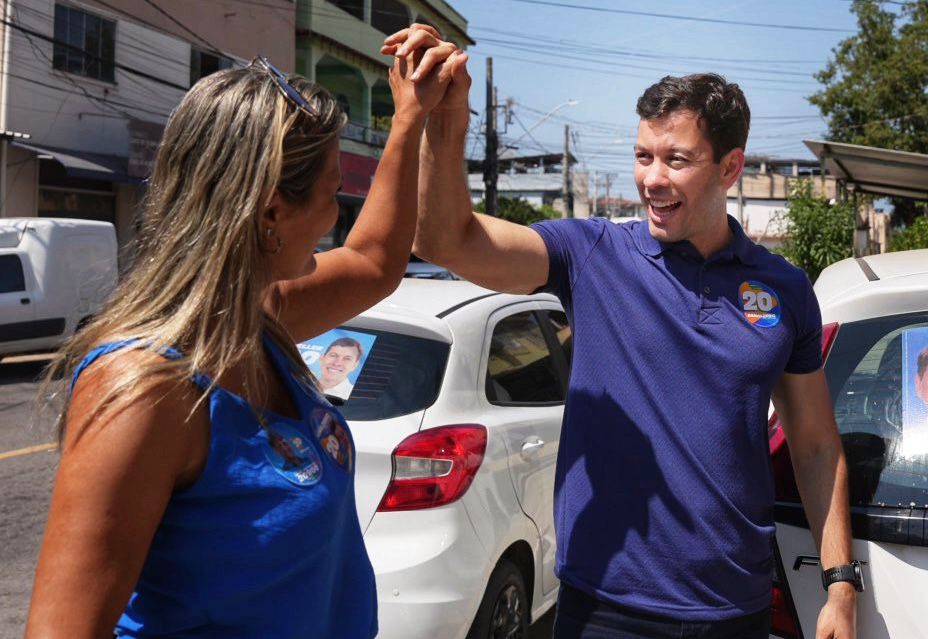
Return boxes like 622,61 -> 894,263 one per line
918,346 -> 928,380
325,337 -> 363,360
636,73 -> 750,162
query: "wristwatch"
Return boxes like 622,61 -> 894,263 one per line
821,560 -> 865,592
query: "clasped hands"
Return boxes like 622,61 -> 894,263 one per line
382,24 -> 471,124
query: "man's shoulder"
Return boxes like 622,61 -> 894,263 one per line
746,242 -> 812,287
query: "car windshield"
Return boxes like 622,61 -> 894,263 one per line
330,328 -> 450,421
824,312 -> 928,508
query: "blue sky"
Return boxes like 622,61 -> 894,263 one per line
455,0 -> 869,198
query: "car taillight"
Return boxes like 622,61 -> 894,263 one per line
770,541 -> 801,638
377,424 -> 487,512
770,583 -> 800,638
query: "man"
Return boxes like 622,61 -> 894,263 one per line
385,26 -> 857,639
317,337 -> 363,400
916,347 -> 928,406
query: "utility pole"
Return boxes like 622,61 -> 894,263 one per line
591,170 -> 598,217
484,58 -> 498,217
604,173 -> 612,217
562,124 -> 573,218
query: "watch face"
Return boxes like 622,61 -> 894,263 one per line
853,560 -> 865,592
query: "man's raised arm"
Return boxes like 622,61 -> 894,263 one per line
386,25 -> 550,294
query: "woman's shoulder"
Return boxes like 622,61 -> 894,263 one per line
65,340 -> 210,487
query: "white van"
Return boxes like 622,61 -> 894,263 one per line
0,218 -> 117,359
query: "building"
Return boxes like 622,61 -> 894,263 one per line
0,0 -> 296,263
296,0 -> 472,246
0,0 -> 472,259
725,157 -> 839,250
467,152 -> 591,219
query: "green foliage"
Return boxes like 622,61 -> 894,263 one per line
775,180 -> 855,282
888,215 -> 928,251
810,0 -> 928,226
474,197 -> 560,226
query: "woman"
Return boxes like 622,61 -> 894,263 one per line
25,44 -> 465,638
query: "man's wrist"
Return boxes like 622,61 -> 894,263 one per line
826,581 -> 858,601
426,108 -> 469,138
392,111 -> 428,130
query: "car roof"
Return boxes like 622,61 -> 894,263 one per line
369,279 -> 500,317
814,249 -> 928,323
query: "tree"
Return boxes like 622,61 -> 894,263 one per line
810,0 -> 928,226
474,197 -> 560,226
888,215 -> 928,251
775,180 -> 855,282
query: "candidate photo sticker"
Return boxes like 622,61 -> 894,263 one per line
739,280 -> 781,328
311,406 -> 353,472
262,423 -> 324,486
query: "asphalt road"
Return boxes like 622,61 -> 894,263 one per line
0,355 -> 555,638
0,356 -> 58,639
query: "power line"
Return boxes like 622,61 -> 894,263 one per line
1,17 -> 190,91
469,25 -> 822,65
503,0 -> 855,33
475,39 -> 820,85
140,0 -> 224,55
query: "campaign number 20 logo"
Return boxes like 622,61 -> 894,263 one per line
739,280 -> 781,328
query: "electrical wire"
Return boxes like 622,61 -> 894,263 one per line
502,0 -> 854,33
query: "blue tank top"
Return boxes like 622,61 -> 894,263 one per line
71,335 -> 377,638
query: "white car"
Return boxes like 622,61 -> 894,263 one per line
768,249 -> 928,638
303,279 -> 568,638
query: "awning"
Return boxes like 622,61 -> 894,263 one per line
804,139 -> 928,200
11,141 -> 142,184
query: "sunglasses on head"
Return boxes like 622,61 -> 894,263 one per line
250,55 -> 319,119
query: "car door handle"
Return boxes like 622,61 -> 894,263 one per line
521,437 -> 545,459
20,298 -> 30,305
793,555 -> 868,571
792,555 -> 820,570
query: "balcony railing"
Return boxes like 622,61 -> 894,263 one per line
341,120 -> 390,147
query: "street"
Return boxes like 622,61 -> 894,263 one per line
0,357 -> 57,639
0,356 -> 554,639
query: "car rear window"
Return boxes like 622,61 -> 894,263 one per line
825,312 -> 928,508
334,328 -> 450,421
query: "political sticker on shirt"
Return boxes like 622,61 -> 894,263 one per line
739,280 -> 781,328
311,406 -> 353,472
902,327 -> 928,458
262,422 -> 324,486
296,329 -> 377,402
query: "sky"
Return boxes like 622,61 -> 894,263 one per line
454,0 -> 871,199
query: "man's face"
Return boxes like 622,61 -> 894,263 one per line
319,345 -> 360,388
916,369 -> 928,406
634,109 -> 738,252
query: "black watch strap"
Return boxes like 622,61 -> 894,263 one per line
821,560 -> 864,592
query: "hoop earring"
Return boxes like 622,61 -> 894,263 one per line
265,228 -> 283,255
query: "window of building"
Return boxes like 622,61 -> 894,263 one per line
190,48 -> 233,86
53,4 -> 116,82
38,161 -> 116,225
0,255 -> 26,294
330,0 -> 364,20
371,0 -> 410,36
486,311 -> 565,404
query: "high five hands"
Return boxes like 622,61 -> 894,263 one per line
382,24 -> 471,123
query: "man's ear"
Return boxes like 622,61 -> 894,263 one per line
719,148 -> 745,190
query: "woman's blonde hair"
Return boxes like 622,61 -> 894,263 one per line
43,64 -> 347,444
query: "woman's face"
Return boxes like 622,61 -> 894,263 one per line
267,139 -> 342,281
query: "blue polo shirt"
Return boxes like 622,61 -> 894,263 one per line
531,215 -> 822,621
